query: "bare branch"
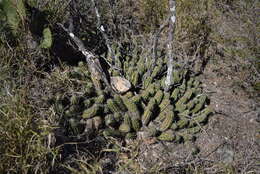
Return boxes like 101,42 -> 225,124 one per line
58,23 -> 113,92
91,0 -> 115,65
165,0 -> 176,92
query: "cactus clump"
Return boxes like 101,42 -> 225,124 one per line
52,51 -> 213,145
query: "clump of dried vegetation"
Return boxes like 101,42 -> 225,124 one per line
0,0 -> 259,174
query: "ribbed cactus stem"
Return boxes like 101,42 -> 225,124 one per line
157,130 -> 176,142
159,111 -> 175,131
82,104 -> 102,119
107,99 -> 121,113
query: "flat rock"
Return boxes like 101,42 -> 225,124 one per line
110,76 -> 131,93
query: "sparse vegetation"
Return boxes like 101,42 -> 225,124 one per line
0,0 -> 259,174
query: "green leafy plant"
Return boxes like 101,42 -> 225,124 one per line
0,0 -> 26,35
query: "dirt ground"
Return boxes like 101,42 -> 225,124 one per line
196,60 -> 260,173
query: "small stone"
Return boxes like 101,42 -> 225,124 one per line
111,76 -> 131,93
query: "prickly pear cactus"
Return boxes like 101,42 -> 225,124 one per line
51,50 -> 213,144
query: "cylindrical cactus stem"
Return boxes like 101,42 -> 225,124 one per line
184,126 -> 201,134
177,118 -> 190,129
160,77 -> 166,88
154,90 -> 164,104
171,88 -> 180,101
175,88 -> 194,107
164,92 -> 171,99
154,83 -> 161,90
107,99 -> 121,113
131,114 -> 141,131
147,98 -> 157,109
155,111 -> 166,122
105,114 -> 117,127
178,110 -> 190,118
187,100 -> 196,110
122,97 -> 140,116
114,95 -> 127,112
119,123 -> 131,133
129,56 -> 138,66
201,107 -> 213,115
189,107 -> 213,127
190,126 -> 201,134
159,98 -> 171,110
142,108 -> 153,126
143,76 -> 153,89
142,98 -> 156,125
159,111 -> 175,131
172,70 -> 181,84
190,95 -> 207,114
103,128 -> 122,138
95,94 -> 106,104
141,90 -> 150,102
123,112 -> 132,127
82,104 -> 102,119
156,57 -> 164,66
179,80 -> 186,93
151,65 -> 162,78
126,66 -> 134,80
157,130 -> 176,142
131,71 -> 140,86
156,105 -> 173,122
141,84 -> 156,101
175,103 -> 187,113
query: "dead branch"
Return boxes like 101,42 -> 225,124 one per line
91,0 -> 115,65
165,0 -> 177,92
58,23 -> 113,92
